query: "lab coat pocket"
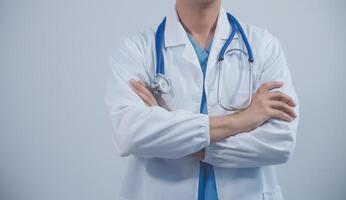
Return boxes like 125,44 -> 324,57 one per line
262,187 -> 283,200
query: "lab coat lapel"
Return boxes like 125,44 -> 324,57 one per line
206,7 -> 239,71
182,43 -> 201,70
163,6 -> 241,87
164,6 -> 204,73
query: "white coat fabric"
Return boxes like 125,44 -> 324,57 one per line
104,6 -> 299,200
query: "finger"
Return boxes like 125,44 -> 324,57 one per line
130,80 -> 155,105
130,79 -> 142,92
137,82 -> 159,106
131,80 -> 152,97
131,80 -> 146,91
139,80 -> 157,97
270,101 -> 297,119
132,81 -> 157,103
133,87 -> 156,106
138,80 -> 156,97
258,81 -> 283,94
271,101 -> 296,118
136,80 -> 150,90
270,109 -> 294,122
130,79 -> 137,88
139,80 -> 148,87
268,91 -> 296,107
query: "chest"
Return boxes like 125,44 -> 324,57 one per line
148,38 -> 262,116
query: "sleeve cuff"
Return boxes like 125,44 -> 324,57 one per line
202,143 -> 212,163
200,114 -> 211,148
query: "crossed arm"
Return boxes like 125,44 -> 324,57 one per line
130,79 -> 297,160
105,33 -> 299,168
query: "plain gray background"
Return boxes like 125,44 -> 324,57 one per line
1,0 -> 345,199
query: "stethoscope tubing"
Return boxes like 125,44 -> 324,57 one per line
153,13 -> 255,111
217,55 -> 254,111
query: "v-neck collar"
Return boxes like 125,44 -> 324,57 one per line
187,34 -> 213,54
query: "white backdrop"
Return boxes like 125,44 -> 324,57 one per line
1,0 -> 345,199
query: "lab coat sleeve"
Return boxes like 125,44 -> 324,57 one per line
203,35 -> 299,168
104,35 -> 210,159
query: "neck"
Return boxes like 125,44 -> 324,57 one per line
176,0 -> 220,48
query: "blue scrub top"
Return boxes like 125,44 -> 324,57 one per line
187,34 -> 218,200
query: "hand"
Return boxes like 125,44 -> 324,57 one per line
130,79 -> 159,106
230,81 -> 297,133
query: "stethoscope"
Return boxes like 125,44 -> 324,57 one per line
151,13 -> 255,111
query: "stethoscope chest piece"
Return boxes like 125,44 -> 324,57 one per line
152,73 -> 171,95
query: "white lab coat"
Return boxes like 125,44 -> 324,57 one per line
104,6 -> 299,200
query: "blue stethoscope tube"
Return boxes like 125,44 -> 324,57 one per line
152,13 -> 255,111
155,17 -> 167,75
218,13 -> 254,63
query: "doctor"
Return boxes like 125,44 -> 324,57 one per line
105,0 -> 299,199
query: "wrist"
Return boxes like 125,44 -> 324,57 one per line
209,113 -> 247,142
225,114 -> 241,136
229,109 -> 258,134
